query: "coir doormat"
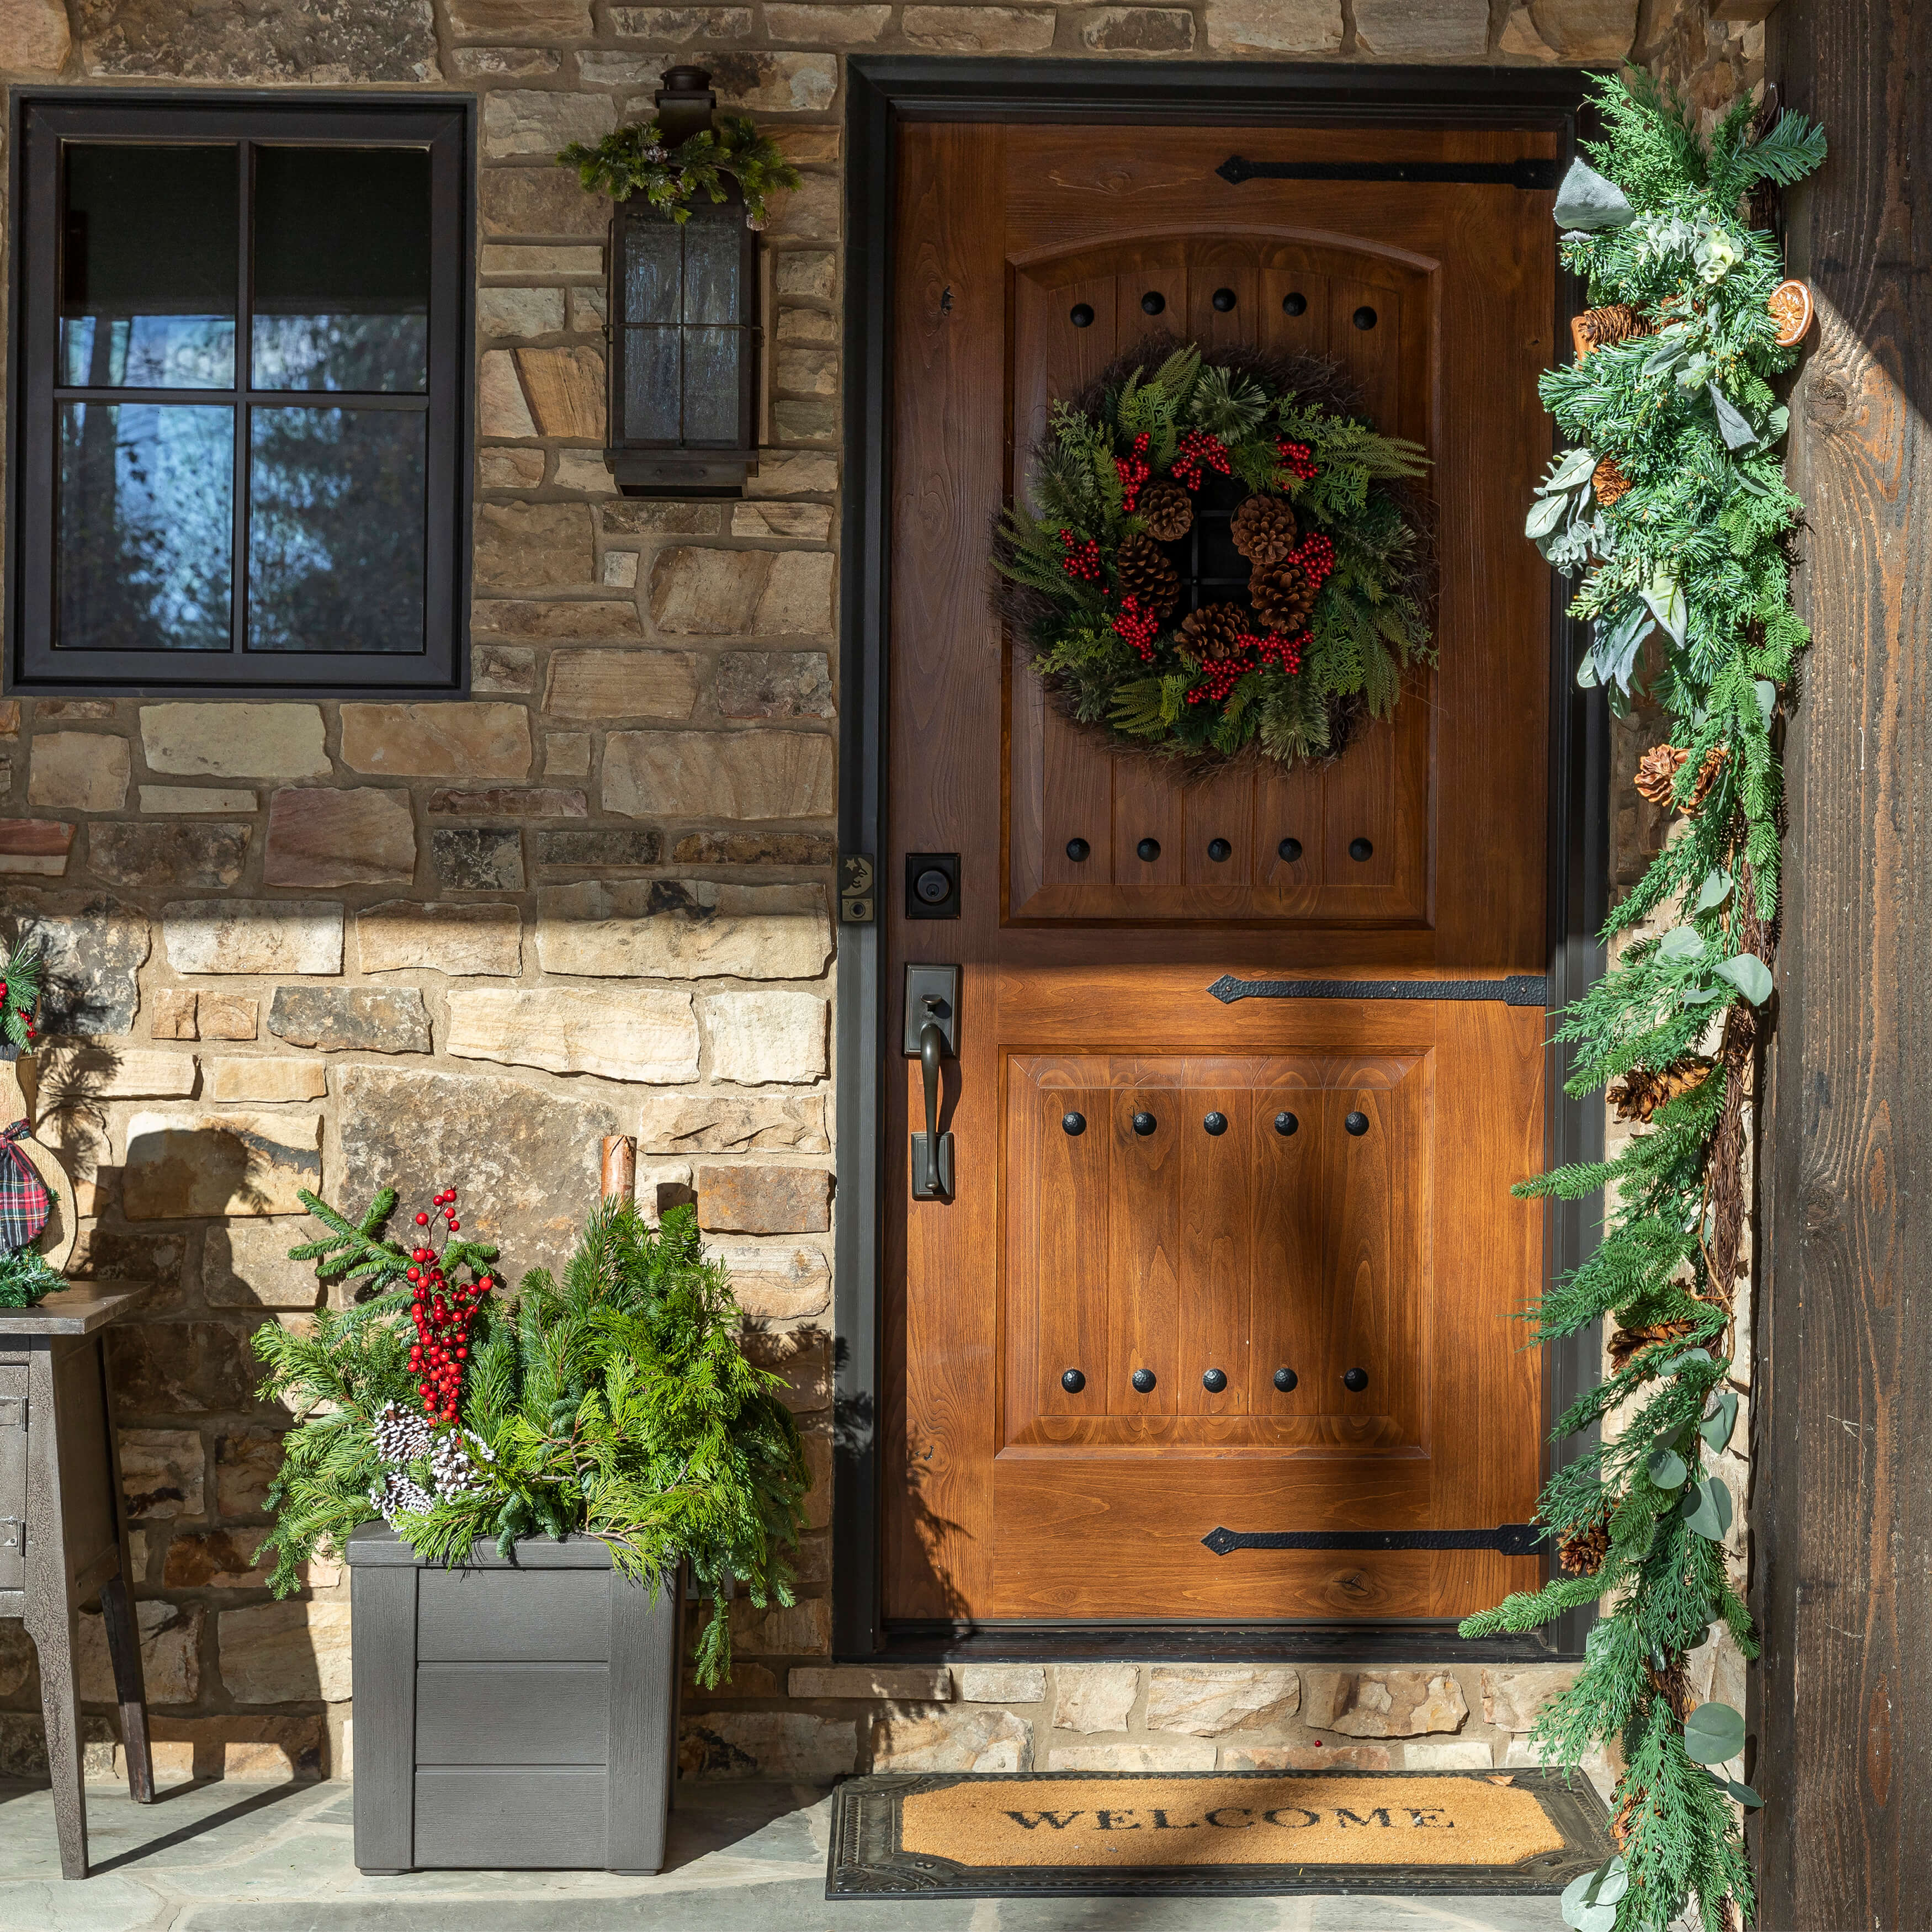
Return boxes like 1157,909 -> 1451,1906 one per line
827,1768 -> 1614,1898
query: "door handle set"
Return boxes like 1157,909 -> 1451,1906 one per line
905,964 -> 959,1201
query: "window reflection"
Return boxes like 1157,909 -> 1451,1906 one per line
251,147 -> 431,392
57,402 -> 233,651
247,408 -> 426,652
59,145 -> 237,390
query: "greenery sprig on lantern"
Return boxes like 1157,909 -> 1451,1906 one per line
993,341 -> 1432,767
252,1188 -> 810,1685
1457,71 -> 1825,1932
559,113 -> 800,228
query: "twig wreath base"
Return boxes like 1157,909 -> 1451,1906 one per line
994,338 -> 1434,769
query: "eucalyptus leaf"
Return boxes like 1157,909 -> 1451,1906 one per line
1647,1447 -> 1689,1490
1756,677 -> 1780,723
1642,572 -> 1689,644
1681,984 -> 1726,1005
1681,1476 -> 1734,1542
1588,599 -> 1653,694
1553,157 -> 1635,231
1561,1871 -> 1620,1932
1708,381 -> 1759,450
1658,923 -> 1707,960
1696,868 -> 1735,911
1643,332 -> 1691,376
1591,1860 -> 1631,1906
1726,1779 -> 1765,1809
1715,951 -> 1774,1005
1684,1701 -> 1747,1765
1701,1388 -> 1740,1450
1659,1347 -> 1713,1373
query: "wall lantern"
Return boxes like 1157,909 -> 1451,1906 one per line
606,67 -> 760,497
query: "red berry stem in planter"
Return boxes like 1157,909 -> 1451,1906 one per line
401,1186 -> 494,1424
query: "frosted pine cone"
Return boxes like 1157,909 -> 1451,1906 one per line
371,1400 -> 433,1468
430,1431 -> 497,1501
1229,492 -> 1299,566
369,1471 -> 436,1526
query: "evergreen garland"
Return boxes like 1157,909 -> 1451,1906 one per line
559,114 -> 801,229
0,1244 -> 62,1310
1457,74 -> 1825,1932
1,936 -> 43,1056
993,339 -> 1432,766
254,1191 -> 810,1685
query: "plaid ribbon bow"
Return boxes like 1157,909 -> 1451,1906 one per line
0,1120 -> 51,1254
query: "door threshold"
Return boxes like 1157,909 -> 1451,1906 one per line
871,1622 -> 1578,1665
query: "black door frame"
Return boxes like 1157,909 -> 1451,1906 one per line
833,56 -> 1606,1664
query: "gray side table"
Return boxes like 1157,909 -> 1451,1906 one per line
0,1285 -> 156,1878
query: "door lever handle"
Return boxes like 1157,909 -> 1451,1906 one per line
906,965 -> 959,1201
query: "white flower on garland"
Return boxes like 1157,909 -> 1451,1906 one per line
369,1470 -> 436,1526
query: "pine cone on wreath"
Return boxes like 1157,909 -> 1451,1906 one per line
1249,559 -> 1318,634
1177,603 -> 1248,663
1607,1317 -> 1701,1370
1229,492 -> 1299,565
1116,530 -> 1179,621
1608,1057 -> 1713,1123
1137,477 -> 1194,542
1570,302 -> 1650,360
1633,742 -> 1728,814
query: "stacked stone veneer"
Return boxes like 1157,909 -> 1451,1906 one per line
0,0 -> 1760,1789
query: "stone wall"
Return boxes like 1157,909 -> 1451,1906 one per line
0,0 -> 1756,1790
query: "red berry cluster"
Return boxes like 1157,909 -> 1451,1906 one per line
1114,431 -> 1152,512
1170,431 -> 1233,491
1275,439 -> 1318,483
1058,528 -> 1104,585
404,1188 -> 494,1424
1111,593 -> 1163,663
1293,531 -> 1337,587
1185,630 -> 1305,706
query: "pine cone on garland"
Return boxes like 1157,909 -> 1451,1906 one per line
1633,743 -> 1728,814
1557,1505 -> 1612,1578
1608,1057 -> 1714,1123
1137,477 -> 1194,542
1593,455 -> 1633,507
1177,603 -> 1248,663
1570,302 -> 1650,360
1607,1317 -> 1701,1370
1229,491 -> 1299,565
1115,530 -> 1179,622
1249,559 -> 1318,634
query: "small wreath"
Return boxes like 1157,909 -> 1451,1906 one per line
994,338 -> 1434,766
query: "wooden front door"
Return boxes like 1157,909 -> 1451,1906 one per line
885,121 -> 1558,1626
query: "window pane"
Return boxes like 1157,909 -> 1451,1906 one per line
57,402 -> 234,650
247,407 -> 425,652
251,148 -> 431,392
60,145 -> 237,389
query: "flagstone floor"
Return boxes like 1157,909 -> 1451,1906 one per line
0,1776 -> 1569,1931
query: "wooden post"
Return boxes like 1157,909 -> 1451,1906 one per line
601,1135 -> 635,1203
1758,5 -> 1932,1924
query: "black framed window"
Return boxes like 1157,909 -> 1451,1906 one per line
8,94 -> 473,694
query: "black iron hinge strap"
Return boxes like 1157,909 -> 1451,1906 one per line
1202,1525 -> 1544,1557
1218,157 -> 1558,190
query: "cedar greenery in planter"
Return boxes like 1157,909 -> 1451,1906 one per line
253,1188 -> 811,1686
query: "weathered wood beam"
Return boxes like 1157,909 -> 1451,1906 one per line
1759,1 -> 1932,1924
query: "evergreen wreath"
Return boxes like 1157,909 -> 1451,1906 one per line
559,114 -> 800,229
1456,72 -> 1827,1932
253,1188 -> 810,1685
0,936 -> 43,1058
994,338 -> 1432,766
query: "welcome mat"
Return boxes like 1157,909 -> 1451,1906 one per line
827,1768 -> 1614,1898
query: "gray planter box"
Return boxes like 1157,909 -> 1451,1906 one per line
344,1522 -> 681,1874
